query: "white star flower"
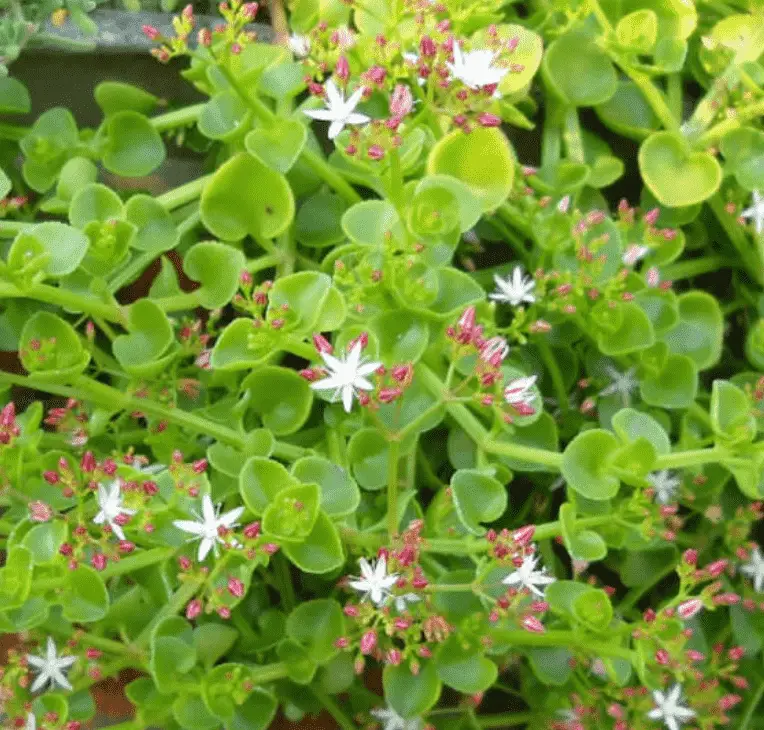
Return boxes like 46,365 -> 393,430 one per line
27,637 -> 77,693
303,79 -> 371,140
93,480 -> 136,541
649,470 -> 681,504
623,244 -> 650,266
741,190 -> 764,235
288,33 -> 311,58
647,684 -> 696,730
489,266 -> 536,306
447,42 -> 508,89
172,495 -> 244,562
741,545 -> 764,593
502,552 -> 556,597
348,556 -> 399,607
310,341 -> 382,413
504,375 -> 538,411
371,705 -> 423,730
393,592 -> 421,612
598,365 -> 639,406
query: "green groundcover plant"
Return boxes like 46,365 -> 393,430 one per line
0,0 -> 764,728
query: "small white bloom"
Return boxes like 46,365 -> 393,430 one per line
310,341 -> 382,413
647,684 -> 696,730
741,545 -> 764,593
93,480 -> 136,541
447,42 -> 508,89
27,637 -> 77,693
303,79 -> 371,140
599,365 -> 639,406
26,714 -> 36,730
504,375 -> 538,407
393,592 -> 421,612
172,495 -> 244,562
480,336 -> 509,366
489,266 -> 536,307
348,556 -> 399,606
288,33 -> 311,58
502,552 -> 556,597
741,190 -> 764,235
623,244 -> 649,266
649,470 -> 681,504
557,195 -> 571,214
371,705 -> 422,730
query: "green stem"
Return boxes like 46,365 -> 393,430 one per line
150,103 -> 205,132
562,106 -> 585,163
618,65 -> 678,133
490,629 -> 635,661
215,63 -> 361,204
587,0 -> 613,31
740,677 -> 764,730
535,337 -> 569,413
387,439 -> 401,538
246,252 -> 282,273
661,255 -> 740,281
273,553 -> 296,613
619,560 -> 677,614
696,100 -> 764,147
476,712 -> 533,728
310,687 -> 357,730
667,73 -> 682,121
156,176 -> 211,210
0,122 -> 29,142
0,220 -> 33,238
109,251 -> 159,294
135,577 -> 204,647
655,447 -> 727,470
0,281 -> 126,324
387,148 -> 405,214
708,194 -> 764,286
152,290 -> 201,313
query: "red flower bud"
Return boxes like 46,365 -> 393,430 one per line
522,616 -> 545,633
91,553 -> 107,571
313,333 -> 333,354
186,599 -> 202,620
227,577 -> 245,598
80,451 -> 96,473
360,630 -> 377,655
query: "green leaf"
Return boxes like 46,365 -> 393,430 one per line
69,183 -> 124,228
285,599 -> 345,663
561,430 -> 620,500
173,693 -> 220,730
101,111 -> 166,177
19,312 -> 90,380
266,271 -> 334,332
200,152 -> 295,240
710,380 -> 757,445
242,366 -> 313,435
95,81 -> 159,116
372,309 -> 429,365
719,127 -> 764,191
227,689 -> 278,730
0,76 -> 30,113
239,456 -> 299,514
193,624 -> 239,670
342,200 -> 403,246
526,648 -> 573,686
596,80 -> 660,140
594,301 -> 655,356
13,223 -> 88,278
61,565 -> 109,622
427,128 -> 515,211
348,428 -> 389,490
276,638 -> 317,684
383,661 -> 441,718
125,195 -> 180,253
184,241 -> 246,309
543,31 -> 618,106
245,120 -> 307,173
611,408 -> 670,455
21,108 -> 78,193
434,635 -> 498,694
660,291 -> 723,369
209,318 -> 268,371
151,617 -> 197,693
450,469 -> 507,535
295,192 -> 347,248
639,132 -> 722,207
282,511 -> 345,574
0,546 -> 32,609
263,483 -> 320,542
22,521 -> 67,564
112,299 -> 175,377
198,91 -> 251,141
567,530 -> 608,561
616,9 -> 658,52
55,157 -> 99,207
572,588 -> 613,631
291,456 -> 360,517
640,352 -> 698,409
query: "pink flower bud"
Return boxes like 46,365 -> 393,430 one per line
186,599 -> 202,620
198,28 -> 212,46
91,553 -> 107,571
707,559 -> 729,577
713,592 -> 740,606
655,649 -> 670,665
228,577 -> 245,598
643,207 -> 660,225
118,540 -> 135,554
386,648 -> 402,665
334,637 -> 349,649
368,144 -> 385,161
86,648 -> 102,660
678,598 -> 703,619
80,451 -> 96,473
43,470 -> 60,484
313,333 -> 333,354
522,616 -> 545,633
390,84 -> 414,118
477,112 -> 502,127
343,604 -> 359,617
683,549 -> 698,565
513,525 -> 536,547
391,364 -> 413,382
217,606 -> 231,619
243,521 -> 261,539
719,694 -> 742,711
348,332 -> 368,351
378,387 -> 403,404
728,646 -> 745,660
335,56 -> 350,82
192,459 -> 208,473
479,336 -> 509,366
360,630 -> 377,655
0,402 -> 15,427
29,501 -> 53,523
142,24 -> 160,40
242,2 -> 259,19
420,35 -> 436,57
458,306 -> 476,334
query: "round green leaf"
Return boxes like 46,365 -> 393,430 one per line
242,366 -> 313,435
719,127 -> 764,191
383,661 -> 441,719
543,31 -> 618,106
639,132 -> 722,207
660,291 -> 723,369
200,152 -> 295,240
124,194 -> 180,253
22,521 -> 67,564
285,599 -> 345,663
371,309 -> 429,365
56,157 -> 98,204
263,483 -> 321,542
101,111 -> 166,177
95,81 -> 159,116
112,299 -> 175,376
0,546 -> 33,608
415,174 -> 482,233
594,301 -> 655,356
245,119 -> 308,173
450,469 -> 507,535
81,218 -> 135,276
295,192 -> 347,248
434,635 -> 498,694
616,9 -> 658,52
710,379 -> 757,444
69,183 -> 124,228
198,91 -> 251,141
611,408 -> 670,456
19,312 -> 90,380
173,693 -> 220,730
348,428 -> 389,490
640,352 -> 698,409
291,456 -> 360,517
572,588 -> 613,631
561,429 -> 620,500
209,318 -> 268,371
341,200 -> 403,246
184,241 -> 246,309
427,128 -> 515,211
16,223 -> 88,278
239,456 -> 299,514
0,76 -> 30,114
228,689 -> 277,730
61,565 -> 109,622
282,511 -> 345,574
